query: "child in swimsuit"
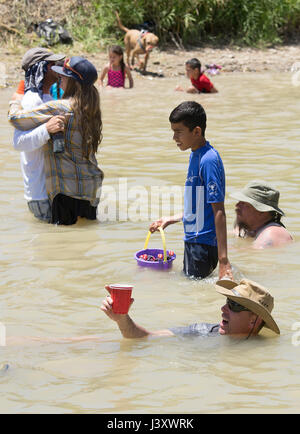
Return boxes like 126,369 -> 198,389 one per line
99,45 -> 133,89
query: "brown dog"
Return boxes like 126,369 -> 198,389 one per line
115,11 -> 159,71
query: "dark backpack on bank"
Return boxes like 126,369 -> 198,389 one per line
35,18 -> 73,45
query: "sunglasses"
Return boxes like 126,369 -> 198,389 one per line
226,298 -> 250,313
63,58 -> 83,81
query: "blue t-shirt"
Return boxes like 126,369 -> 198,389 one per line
50,83 -> 64,100
183,141 -> 225,246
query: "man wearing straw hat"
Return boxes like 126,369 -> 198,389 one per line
232,180 -> 292,249
101,279 -> 280,338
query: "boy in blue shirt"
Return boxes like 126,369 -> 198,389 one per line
150,101 -> 232,280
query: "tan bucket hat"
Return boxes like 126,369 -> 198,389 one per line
230,180 -> 285,216
215,278 -> 280,334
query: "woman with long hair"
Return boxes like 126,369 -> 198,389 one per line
9,57 -> 104,225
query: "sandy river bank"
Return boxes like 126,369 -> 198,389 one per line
1,43 -> 299,88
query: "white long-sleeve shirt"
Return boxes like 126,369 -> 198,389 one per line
13,91 -> 52,201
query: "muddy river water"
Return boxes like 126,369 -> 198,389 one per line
0,71 -> 299,413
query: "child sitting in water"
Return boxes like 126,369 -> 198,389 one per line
99,45 -> 134,88
175,58 -> 218,94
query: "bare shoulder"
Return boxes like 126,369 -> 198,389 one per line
254,225 -> 293,249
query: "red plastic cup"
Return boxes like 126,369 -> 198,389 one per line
107,284 -> 133,314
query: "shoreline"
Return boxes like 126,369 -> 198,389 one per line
1,43 -> 299,87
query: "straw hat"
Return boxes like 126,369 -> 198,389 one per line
215,278 -> 280,334
230,180 -> 285,216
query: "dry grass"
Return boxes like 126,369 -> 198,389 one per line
0,0 -> 89,45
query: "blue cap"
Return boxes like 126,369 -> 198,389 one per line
51,56 -> 98,86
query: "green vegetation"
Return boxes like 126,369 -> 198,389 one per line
66,0 -> 300,51
2,0 -> 300,50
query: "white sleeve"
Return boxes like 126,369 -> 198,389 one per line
13,123 -> 50,152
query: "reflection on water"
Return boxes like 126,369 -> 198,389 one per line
0,72 -> 300,413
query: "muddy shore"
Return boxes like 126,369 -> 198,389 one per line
1,43 -> 299,88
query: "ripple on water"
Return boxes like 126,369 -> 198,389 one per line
0,73 -> 300,413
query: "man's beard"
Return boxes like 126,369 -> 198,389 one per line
234,218 -> 255,238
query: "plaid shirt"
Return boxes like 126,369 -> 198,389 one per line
8,99 -> 103,206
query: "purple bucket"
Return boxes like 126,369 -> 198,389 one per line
135,249 -> 176,270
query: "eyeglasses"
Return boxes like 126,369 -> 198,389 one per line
63,58 -> 83,81
226,298 -> 250,313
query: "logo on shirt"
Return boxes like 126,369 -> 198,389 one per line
186,175 -> 198,184
207,181 -> 218,197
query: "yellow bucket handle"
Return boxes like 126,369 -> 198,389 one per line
144,227 -> 167,263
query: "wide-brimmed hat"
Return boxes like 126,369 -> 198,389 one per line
230,180 -> 285,216
22,47 -> 65,71
215,278 -> 280,334
51,56 -> 98,86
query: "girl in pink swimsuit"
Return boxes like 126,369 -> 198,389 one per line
99,45 -> 134,89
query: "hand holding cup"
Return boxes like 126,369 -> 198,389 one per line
101,285 -> 134,319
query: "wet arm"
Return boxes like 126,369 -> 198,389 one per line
186,85 -> 199,94
212,202 -> 233,279
115,315 -> 152,338
210,85 -> 218,93
149,213 -> 183,232
101,296 -> 174,339
99,66 -> 108,87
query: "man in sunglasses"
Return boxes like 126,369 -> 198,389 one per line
101,279 -> 280,338
11,47 -> 65,223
